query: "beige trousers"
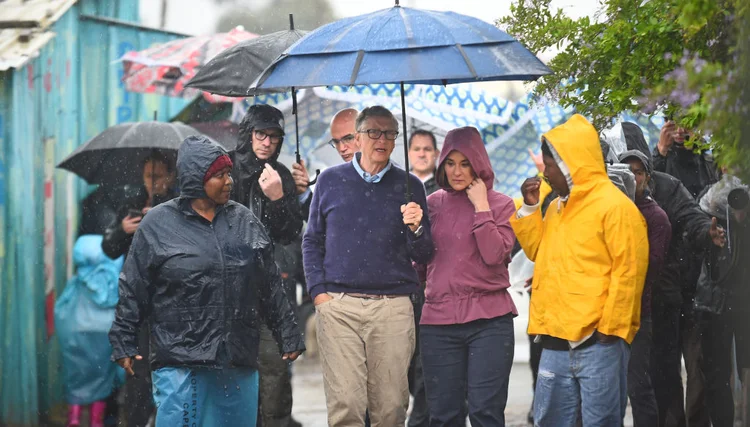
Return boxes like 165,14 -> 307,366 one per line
316,292 -> 416,427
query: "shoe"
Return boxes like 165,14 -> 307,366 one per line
66,404 -> 82,427
90,400 -> 107,427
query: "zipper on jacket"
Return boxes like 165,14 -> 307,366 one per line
210,221 -> 229,353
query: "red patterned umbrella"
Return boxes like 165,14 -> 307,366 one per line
120,28 -> 257,103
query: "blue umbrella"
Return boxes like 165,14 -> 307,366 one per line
253,1 -> 551,200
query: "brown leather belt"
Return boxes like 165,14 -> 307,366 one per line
345,293 -> 403,300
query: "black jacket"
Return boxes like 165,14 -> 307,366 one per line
109,136 -> 304,369
101,187 -> 178,259
231,138 -> 302,245
623,123 -> 714,305
423,176 -> 440,196
653,144 -> 719,199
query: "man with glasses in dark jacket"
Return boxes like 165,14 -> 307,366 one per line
231,104 -> 304,427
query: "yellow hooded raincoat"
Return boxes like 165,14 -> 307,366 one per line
510,114 -> 649,344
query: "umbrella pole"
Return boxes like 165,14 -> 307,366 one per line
293,87 -> 300,164
400,81 -> 411,202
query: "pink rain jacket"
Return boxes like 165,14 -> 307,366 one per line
419,126 -> 518,325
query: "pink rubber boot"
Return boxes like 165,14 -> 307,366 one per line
89,400 -> 107,427
66,404 -> 82,427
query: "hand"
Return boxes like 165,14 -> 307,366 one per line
314,293 -> 333,306
466,178 -> 490,212
141,207 -> 152,215
400,202 -> 423,232
121,215 -> 142,235
594,331 -> 619,344
291,160 -> 310,195
282,351 -> 301,361
521,177 -> 542,206
259,163 -> 284,201
116,355 -> 143,376
709,217 -> 726,247
657,121 -> 677,156
528,148 -> 545,174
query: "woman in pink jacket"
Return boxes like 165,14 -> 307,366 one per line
418,126 -> 517,427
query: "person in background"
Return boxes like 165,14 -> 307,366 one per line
404,128 -> 441,427
619,148 -> 673,427
109,136 -> 304,427
418,126 -> 516,426
695,175 -> 750,427
408,129 -> 440,195
622,122 -> 725,427
653,119 -> 718,427
303,106 -> 433,426
293,108 -> 360,221
101,149 -> 177,427
511,115 -> 649,426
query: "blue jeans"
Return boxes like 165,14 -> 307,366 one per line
420,315 -> 514,427
534,339 -> 630,427
152,366 -> 259,427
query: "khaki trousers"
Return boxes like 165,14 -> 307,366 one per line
316,292 -> 415,427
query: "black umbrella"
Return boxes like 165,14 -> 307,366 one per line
57,120 -> 225,186
186,14 -> 319,183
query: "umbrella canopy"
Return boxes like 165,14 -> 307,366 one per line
120,28 -> 257,103
252,5 -> 550,89
58,121 -> 226,185
252,3 -> 550,200
186,27 -> 309,96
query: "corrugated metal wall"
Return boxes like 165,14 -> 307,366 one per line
0,1 -> 190,424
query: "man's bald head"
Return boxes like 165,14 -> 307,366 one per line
330,108 -> 359,162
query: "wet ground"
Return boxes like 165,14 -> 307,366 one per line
290,356 -> 635,426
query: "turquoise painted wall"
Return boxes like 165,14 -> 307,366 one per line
0,1 -> 190,424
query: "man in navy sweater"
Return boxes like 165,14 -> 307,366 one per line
303,105 -> 434,427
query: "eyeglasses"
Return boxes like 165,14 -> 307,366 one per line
328,134 -> 356,149
358,129 -> 399,141
254,130 -> 283,145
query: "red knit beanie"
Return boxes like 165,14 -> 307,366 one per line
203,155 -> 233,183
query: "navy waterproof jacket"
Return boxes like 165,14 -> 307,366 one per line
109,136 -> 304,369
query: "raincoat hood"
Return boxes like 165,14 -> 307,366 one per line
438,126 -> 494,189
541,114 -> 607,192
620,122 -> 653,175
177,135 -> 229,199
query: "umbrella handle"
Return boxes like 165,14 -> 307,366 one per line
309,169 -> 321,186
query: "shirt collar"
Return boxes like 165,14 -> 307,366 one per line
352,152 -> 392,183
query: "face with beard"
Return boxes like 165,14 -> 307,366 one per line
623,157 -> 650,200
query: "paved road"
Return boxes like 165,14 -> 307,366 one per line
290,356 -> 634,426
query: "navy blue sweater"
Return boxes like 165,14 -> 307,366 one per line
302,162 -> 434,299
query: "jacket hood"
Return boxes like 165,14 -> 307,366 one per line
437,126 -> 494,189
542,114 -> 607,188
177,135 -> 229,199
622,122 -> 651,162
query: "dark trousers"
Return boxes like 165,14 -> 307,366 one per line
680,308 -> 710,427
628,318 -> 659,427
421,316 -> 514,427
700,304 -> 750,427
407,290 -> 429,427
529,334 -> 543,391
125,327 -> 154,427
651,300 -> 710,427
257,323 -> 293,427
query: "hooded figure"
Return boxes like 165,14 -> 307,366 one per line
231,104 -> 302,245
621,122 -> 720,427
416,126 -> 517,425
109,134 -> 304,381
510,114 -> 649,426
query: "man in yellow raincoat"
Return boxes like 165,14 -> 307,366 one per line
510,114 -> 649,426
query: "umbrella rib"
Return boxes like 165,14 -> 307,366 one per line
350,50 -> 365,86
455,44 -> 478,78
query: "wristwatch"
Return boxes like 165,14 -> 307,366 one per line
411,224 -> 424,238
